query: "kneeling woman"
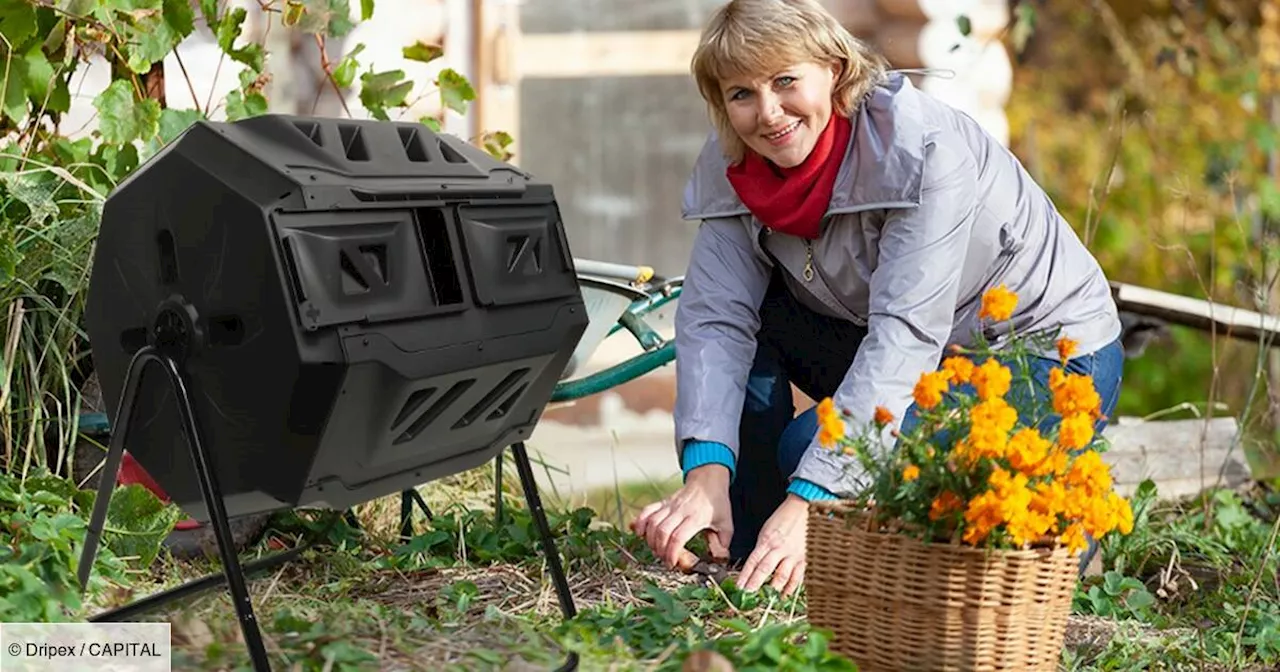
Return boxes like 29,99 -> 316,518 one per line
632,0 -> 1124,595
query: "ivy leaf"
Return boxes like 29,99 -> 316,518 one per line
0,1 -> 39,48
359,69 -> 412,121
403,41 -> 443,64
437,68 -> 474,115
360,0 -> 374,21
332,43 -> 365,89
419,117 -> 441,132
93,79 -> 161,145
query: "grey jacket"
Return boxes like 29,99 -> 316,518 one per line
673,72 -> 1121,496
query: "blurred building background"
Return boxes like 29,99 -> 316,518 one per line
57,0 -> 1014,278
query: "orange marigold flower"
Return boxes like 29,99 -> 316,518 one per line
913,371 -> 950,409
971,358 -> 1012,401
1058,412 -> 1095,451
1056,336 -> 1079,364
1066,449 -> 1113,495
979,284 -> 1018,322
1007,427 -> 1052,475
873,406 -> 895,426
816,398 -> 845,448
1111,493 -> 1135,535
942,356 -> 975,385
971,397 -> 1019,434
1060,522 -> 1089,554
930,491 -> 963,521
902,464 -> 920,481
1051,372 -> 1102,418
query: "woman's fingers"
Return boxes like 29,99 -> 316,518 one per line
781,561 -> 805,597
664,516 -> 709,568
739,545 -> 785,592
631,500 -> 665,537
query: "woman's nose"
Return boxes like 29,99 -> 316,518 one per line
757,91 -> 783,125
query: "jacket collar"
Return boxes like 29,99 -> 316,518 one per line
681,71 -> 928,222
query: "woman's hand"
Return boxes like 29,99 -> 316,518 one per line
738,494 -> 808,596
630,464 -> 734,569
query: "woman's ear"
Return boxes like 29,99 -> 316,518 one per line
830,59 -> 844,80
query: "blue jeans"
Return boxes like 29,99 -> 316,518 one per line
735,273 -> 1124,573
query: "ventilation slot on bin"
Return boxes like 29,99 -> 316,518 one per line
453,368 -> 530,429
439,141 -> 469,164
486,383 -> 529,422
398,126 -> 431,163
338,124 -> 370,161
394,379 -> 475,444
414,209 -> 464,306
392,387 -> 438,428
293,121 -> 324,147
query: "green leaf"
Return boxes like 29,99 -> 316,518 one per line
0,1 -> 39,47
199,0 -> 217,26
297,0 -> 354,37
333,43 -> 365,89
359,69 -> 412,120
0,57 -> 30,122
0,170 -> 59,224
437,68 -> 474,115
104,484 -> 181,568
224,90 -> 268,121
360,0 -> 374,20
107,0 -> 162,11
93,79 -> 161,144
956,14 -> 972,37
403,41 -> 443,64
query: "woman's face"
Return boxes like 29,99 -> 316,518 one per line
720,60 -> 839,168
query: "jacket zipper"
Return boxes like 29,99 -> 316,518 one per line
803,240 -> 815,282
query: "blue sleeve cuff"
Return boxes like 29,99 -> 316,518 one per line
787,478 -> 838,502
681,441 -> 736,482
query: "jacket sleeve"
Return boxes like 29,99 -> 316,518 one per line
672,217 -> 772,463
790,137 -> 980,495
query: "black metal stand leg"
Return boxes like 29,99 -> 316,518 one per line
510,442 -> 578,672
494,449 -> 505,523
75,345 -> 271,672
398,488 -> 434,543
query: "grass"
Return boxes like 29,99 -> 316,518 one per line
65,453 -> 1280,672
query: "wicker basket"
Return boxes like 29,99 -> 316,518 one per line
806,500 -> 1080,672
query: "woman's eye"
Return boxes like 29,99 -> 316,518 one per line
729,90 -> 750,101
776,76 -> 796,87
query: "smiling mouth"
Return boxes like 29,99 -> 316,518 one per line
763,121 -> 801,141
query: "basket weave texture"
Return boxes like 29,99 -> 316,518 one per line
806,501 -> 1079,672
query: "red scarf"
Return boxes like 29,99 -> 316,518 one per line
725,114 -> 851,240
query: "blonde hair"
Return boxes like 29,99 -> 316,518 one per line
691,0 -> 889,164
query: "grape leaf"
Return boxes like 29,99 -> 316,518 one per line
437,68 -> 474,115
127,0 -> 196,73
333,44 -> 365,89
403,41 -> 443,64
93,79 -> 161,145
360,69 -> 412,121
0,1 -> 38,48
